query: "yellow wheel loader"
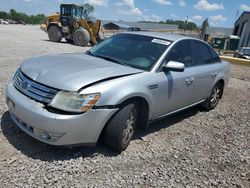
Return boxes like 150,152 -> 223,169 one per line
40,4 -> 101,46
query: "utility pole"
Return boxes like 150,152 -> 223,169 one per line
184,16 -> 188,35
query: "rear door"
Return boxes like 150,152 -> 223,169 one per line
191,40 -> 222,101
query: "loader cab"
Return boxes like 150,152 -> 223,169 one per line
60,4 -> 84,27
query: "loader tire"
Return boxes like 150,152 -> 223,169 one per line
73,29 -> 90,46
48,25 -> 63,42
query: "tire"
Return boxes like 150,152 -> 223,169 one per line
73,28 -> 90,46
202,83 -> 223,111
65,38 -> 73,43
103,103 -> 138,152
48,25 -> 63,42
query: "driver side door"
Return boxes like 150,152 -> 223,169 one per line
152,40 -> 198,118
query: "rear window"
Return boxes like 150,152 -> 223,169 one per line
192,40 -> 212,65
242,48 -> 250,55
208,46 -> 221,63
192,40 -> 221,65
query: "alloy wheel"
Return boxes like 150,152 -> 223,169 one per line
122,110 -> 136,145
210,85 -> 221,107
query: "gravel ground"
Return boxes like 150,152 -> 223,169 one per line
0,25 -> 249,188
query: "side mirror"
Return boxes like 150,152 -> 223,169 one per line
162,61 -> 185,72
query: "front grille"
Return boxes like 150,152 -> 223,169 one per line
13,69 -> 59,104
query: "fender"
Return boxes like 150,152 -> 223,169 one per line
80,72 -> 156,119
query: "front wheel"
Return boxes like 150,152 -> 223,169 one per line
73,28 -> 90,46
103,103 -> 138,152
202,83 -> 223,110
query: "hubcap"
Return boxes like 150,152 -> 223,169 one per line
210,85 -> 220,106
51,29 -> 60,39
122,110 -> 136,145
77,33 -> 83,41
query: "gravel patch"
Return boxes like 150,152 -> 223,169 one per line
0,25 -> 249,188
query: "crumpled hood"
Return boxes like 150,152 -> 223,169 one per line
20,53 -> 143,91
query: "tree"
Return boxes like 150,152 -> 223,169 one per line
165,19 -> 198,30
0,9 -> 45,24
0,11 -> 9,19
82,3 -> 95,20
10,9 -> 18,20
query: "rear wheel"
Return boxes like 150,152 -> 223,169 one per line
73,28 -> 90,46
202,83 -> 223,110
48,25 -> 63,42
103,103 -> 138,152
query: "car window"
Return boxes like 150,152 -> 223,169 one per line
165,40 -> 193,67
192,40 -> 213,65
208,46 -> 221,63
242,48 -> 250,55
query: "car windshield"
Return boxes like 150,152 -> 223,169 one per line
242,49 -> 250,55
88,33 -> 171,71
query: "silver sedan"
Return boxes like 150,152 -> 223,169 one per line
6,32 -> 230,152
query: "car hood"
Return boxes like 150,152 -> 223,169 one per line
20,53 -> 143,91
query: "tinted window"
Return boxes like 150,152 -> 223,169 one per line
165,40 -> 193,67
192,40 -> 213,65
242,48 -> 250,55
208,46 -> 221,63
61,7 -> 71,16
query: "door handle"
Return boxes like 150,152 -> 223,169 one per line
148,84 -> 158,90
211,72 -> 217,78
186,77 -> 194,86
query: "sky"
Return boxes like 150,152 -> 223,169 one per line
0,0 -> 250,27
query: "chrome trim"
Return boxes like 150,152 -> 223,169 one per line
13,69 -> 59,104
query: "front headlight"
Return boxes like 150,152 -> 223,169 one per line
49,91 -> 101,113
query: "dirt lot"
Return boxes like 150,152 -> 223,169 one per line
0,25 -> 249,188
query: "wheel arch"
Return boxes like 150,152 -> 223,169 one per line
118,96 -> 150,129
98,95 -> 151,142
214,78 -> 225,98
48,22 -> 61,30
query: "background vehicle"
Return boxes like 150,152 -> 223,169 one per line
0,19 -> 9,25
40,4 -> 101,46
6,33 -> 230,152
128,27 -> 141,31
234,47 -> 250,60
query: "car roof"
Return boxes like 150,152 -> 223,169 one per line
121,31 -> 192,42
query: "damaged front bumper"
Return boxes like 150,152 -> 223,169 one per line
6,83 -> 118,146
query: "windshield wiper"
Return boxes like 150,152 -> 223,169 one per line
87,52 -> 130,67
